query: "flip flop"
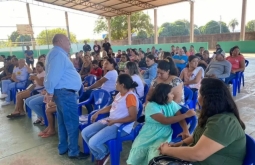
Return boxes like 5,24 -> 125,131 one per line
41,133 -> 56,138
6,113 -> 25,118
33,119 -> 42,124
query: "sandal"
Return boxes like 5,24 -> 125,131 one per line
6,113 -> 25,118
33,119 -> 42,124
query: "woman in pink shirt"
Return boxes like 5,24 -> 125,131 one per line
225,46 -> 245,84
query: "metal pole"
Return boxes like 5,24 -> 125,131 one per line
107,17 -> 111,43
45,27 -> 49,50
240,0 -> 247,41
65,11 -> 71,40
26,3 -> 35,51
189,0 -> 194,43
154,9 -> 158,44
127,15 -> 131,45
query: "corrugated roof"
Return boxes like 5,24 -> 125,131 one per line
34,0 -> 189,17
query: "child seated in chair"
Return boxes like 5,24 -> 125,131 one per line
127,83 -> 196,165
81,74 -> 139,165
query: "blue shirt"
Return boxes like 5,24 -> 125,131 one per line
173,54 -> 188,70
25,50 -> 34,57
143,63 -> 158,86
44,46 -> 82,94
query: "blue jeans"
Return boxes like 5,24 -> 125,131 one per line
53,89 -> 79,157
225,73 -> 236,84
81,122 -> 128,160
25,94 -> 44,118
2,79 -> 26,102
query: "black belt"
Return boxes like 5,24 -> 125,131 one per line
62,88 -> 76,93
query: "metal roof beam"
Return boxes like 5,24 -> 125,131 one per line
118,0 -> 155,9
64,0 -> 130,15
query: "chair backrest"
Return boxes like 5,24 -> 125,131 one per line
140,84 -> 149,104
137,100 -> 143,119
78,85 -> 84,99
184,86 -> 193,106
171,106 -> 197,139
84,75 -> 97,86
116,58 -> 121,63
243,134 -> 255,165
90,89 -> 112,110
245,60 -> 249,67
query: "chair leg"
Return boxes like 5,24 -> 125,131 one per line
108,140 -> 120,165
232,80 -> 237,96
82,139 -> 90,154
25,104 -> 32,118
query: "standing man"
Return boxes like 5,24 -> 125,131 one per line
102,38 -> 111,54
93,40 -> 101,54
44,34 -> 87,159
25,46 -> 34,68
83,40 -> 91,53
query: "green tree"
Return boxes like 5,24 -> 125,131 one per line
93,12 -> 153,40
36,28 -> 77,45
229,19 -> 239,32
136,30 -> 148,39
7,31 -> 32,46
200,20 -> 230,34
246,20 -> 255,32
158,20 -> 200,37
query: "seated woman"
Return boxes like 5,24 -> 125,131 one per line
38,54 -> 46,64
124,61 -> 144,98
6,62 -> 45,118
0,59 -> 33,106
127,83 -> 195,165
146,57 -> 185,105
25,92 -> 45,125
180,55 -> 204,92
118,54 -> 129,73
80,58 -> 118,113
90,60 -> 103,80
198,50 -> 211,70
129,49 -> 139,62
38,101 -> 57,138
81,74 -> 139,165
158,78 -> 246,165
79,54 -> 92,80
141,55 -> 158,86
72,52 -> 83,72
225,46 -> 245,84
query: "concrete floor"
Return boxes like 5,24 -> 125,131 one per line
0,56 -> 255,165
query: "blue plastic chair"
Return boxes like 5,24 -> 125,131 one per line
116,58 -> 121,63
83,75 -> 97,87
79,89 -> 112,153
170,106 -> 197,143
11,80 -> 30,104
189,90 -> 198,110
243,134 -> 255,165
104,100 -> 143,165
140,84 -> 149,104
229,72 -> 242,96
239,60 -> 249,91
139,67 -> 147,71
184,87 -> 193,108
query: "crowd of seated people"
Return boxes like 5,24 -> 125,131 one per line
0,41 -> 249,165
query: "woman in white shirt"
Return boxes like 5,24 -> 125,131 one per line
6,62 -> 45,118
80,58 -> 118,113
124,61 -> 144,98
81,74 -> 139,165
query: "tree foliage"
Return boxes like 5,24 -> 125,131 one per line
246,20 -> 255,32
229,19 -> 239,32
93,12 -> 153,40
200,20 -> 230,34
8,31 -> 32,45
136,30 -> 148,39
36,28 -> 77,45
158,20 -> 200,37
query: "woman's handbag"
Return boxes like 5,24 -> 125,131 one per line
148,155 -> 192,165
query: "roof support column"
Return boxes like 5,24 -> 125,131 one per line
154,8 -> 158,44
127,14 -> 131,45
189,0 -> 194,43
65,11 -> 71,40
240,0 -> 247,41
26,3 -> 35,50
107,17 -> 111,43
